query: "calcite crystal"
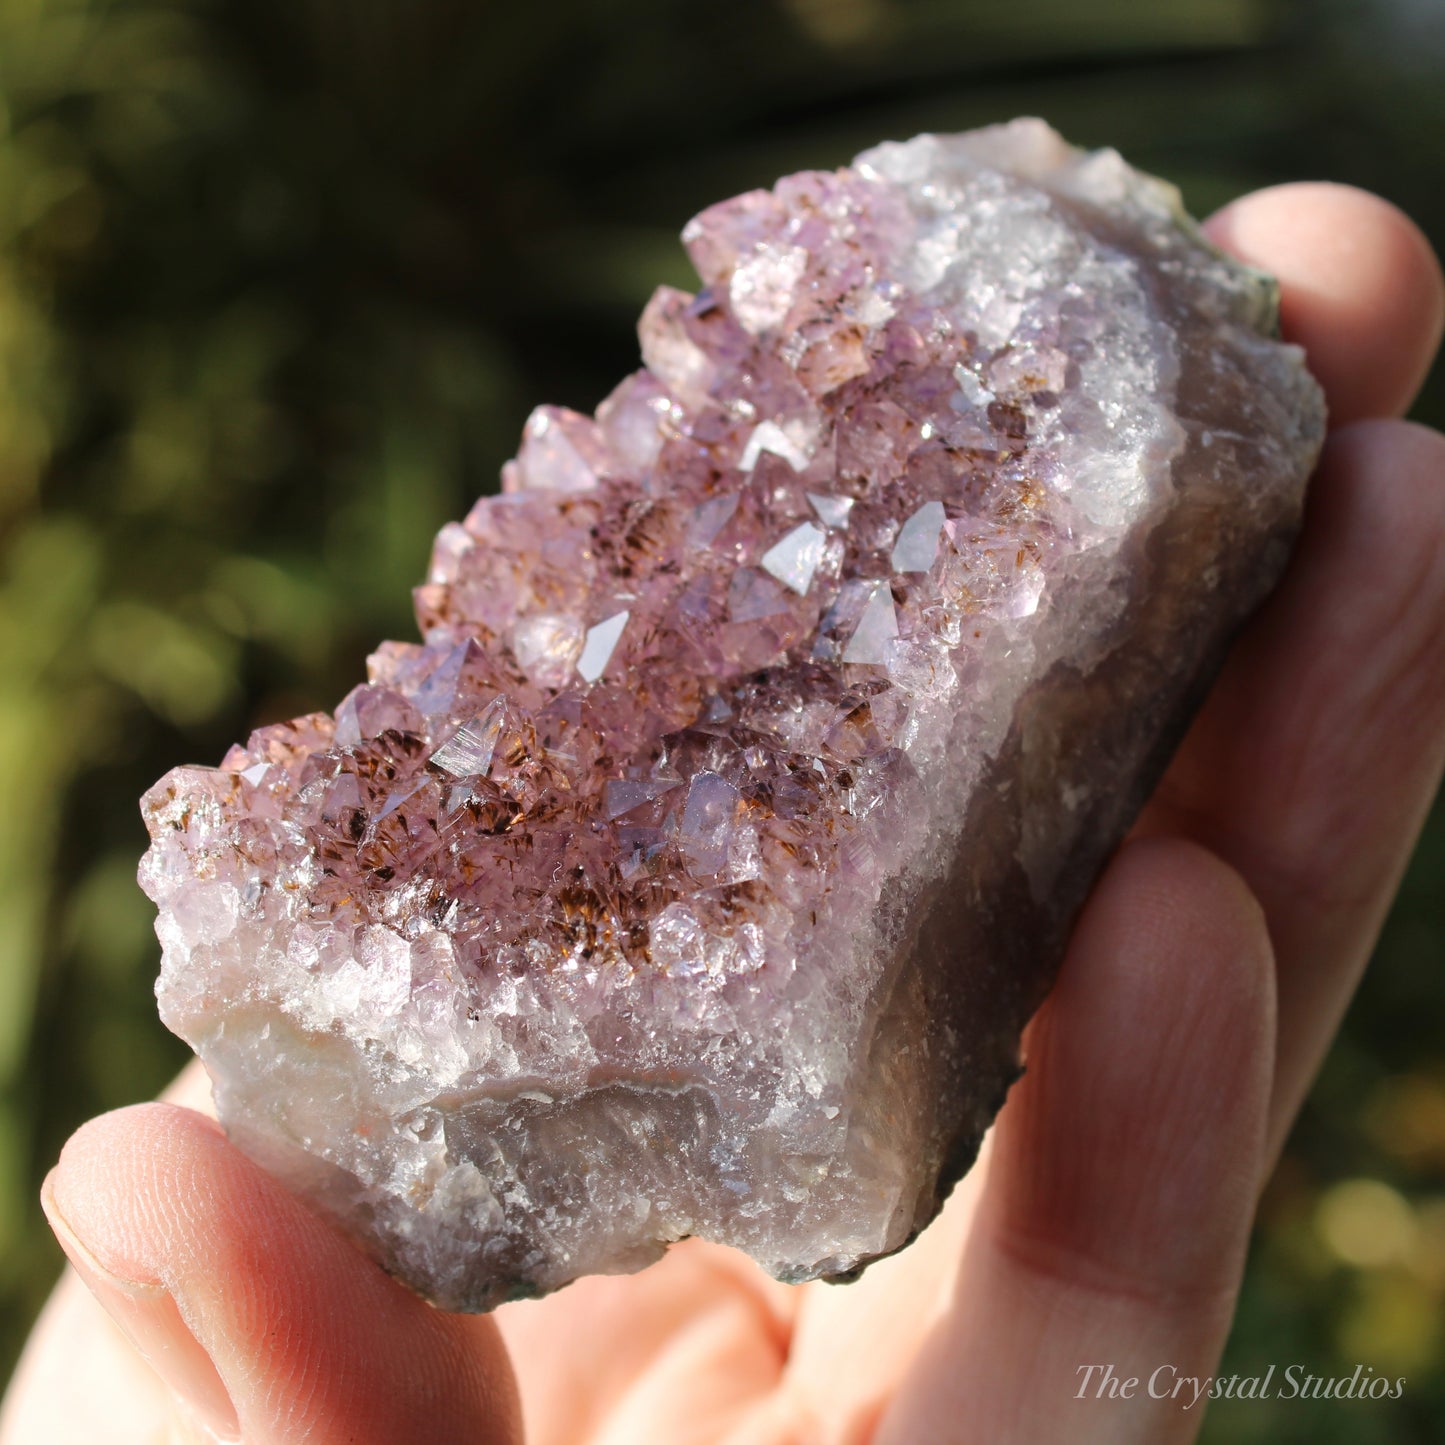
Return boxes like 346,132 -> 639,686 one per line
142,120 -> 1325,1310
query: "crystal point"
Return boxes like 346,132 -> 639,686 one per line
841,580 -> 900,664
761,522 -> 827,595
576,609 -> 630,683
892,501 -> 946,573
143,120 -> 1325,1311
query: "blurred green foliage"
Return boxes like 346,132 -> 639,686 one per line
0,0 -> 1441,1434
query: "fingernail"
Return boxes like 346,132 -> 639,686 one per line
41,1174 -> 241,1442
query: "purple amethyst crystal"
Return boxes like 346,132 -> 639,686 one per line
141,119 -> 1325,1309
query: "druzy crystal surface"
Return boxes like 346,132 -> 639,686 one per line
142,120 -> 1325,1310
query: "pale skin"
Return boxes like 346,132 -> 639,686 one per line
3,183 -> 1443,1445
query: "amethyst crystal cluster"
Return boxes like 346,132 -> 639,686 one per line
142,120 -> 1325,1309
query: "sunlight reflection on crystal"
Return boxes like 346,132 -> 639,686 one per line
576,609 -> 630,682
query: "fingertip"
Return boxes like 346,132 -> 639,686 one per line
1206,182 -> 1444,425
995,836 -> 1276,1297
42,1107 -> 243,1442
1030,835 -> 1277,1085
1069,835 -> 1274,1021
46,1103 -> 224,1286
44,1101 -> 522,1445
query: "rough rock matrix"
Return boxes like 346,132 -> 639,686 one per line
142,120 -> 1325,1310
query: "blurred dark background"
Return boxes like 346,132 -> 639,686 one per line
0,0 -> 1441,1438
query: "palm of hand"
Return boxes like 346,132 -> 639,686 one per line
4,183 -> 1443,1445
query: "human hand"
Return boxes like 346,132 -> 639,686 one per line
3,182 -> 1442,1445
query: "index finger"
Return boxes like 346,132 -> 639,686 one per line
1204,182 -> 1444,426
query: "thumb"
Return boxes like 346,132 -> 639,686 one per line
39,1102 -> 521,1445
